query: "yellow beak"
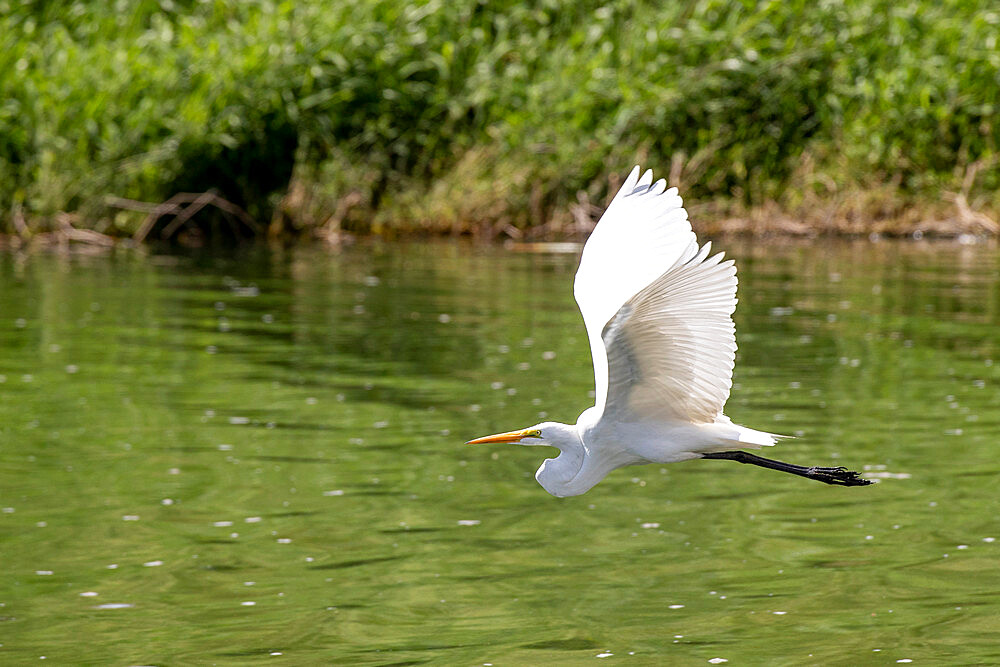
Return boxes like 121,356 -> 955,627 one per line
466,428 -> 533,445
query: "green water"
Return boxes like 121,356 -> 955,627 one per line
2,240 -> 999,665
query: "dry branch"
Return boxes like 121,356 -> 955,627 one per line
57,212 -> 115,247
108,192 -> 260,243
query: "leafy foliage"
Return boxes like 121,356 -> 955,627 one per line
2,0 -> 998,235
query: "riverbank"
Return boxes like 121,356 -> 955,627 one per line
2,182 -> 995,251
3,1 -> 998,242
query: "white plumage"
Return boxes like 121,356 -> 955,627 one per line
469,166 -> 871,495
580,167 -> 736,425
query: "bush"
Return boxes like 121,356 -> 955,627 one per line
2,0 -> 998,237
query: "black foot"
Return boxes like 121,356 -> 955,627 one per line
702,451 -> 873,487
799,465 -> 873,487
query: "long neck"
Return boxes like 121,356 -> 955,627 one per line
534,410 -> 632,497
533,423 -> 585,497
536,440 -> 627,498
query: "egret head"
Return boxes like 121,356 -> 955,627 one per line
467,421 -> 586,497
466,422 -> 566,448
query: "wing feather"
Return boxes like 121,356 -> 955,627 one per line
602,248 -> 738,423
574,166 -> 697,415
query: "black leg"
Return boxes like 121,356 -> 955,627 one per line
701,450 -> 872,487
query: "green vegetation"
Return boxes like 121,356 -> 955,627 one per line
2,0 -> 998,239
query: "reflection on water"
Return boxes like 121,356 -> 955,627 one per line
2,240 -> 1000,663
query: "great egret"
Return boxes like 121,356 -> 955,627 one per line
468,166 -> 871,496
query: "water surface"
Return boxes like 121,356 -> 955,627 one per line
2,240 -> 999,664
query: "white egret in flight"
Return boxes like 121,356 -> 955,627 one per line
468,166 -> 871,496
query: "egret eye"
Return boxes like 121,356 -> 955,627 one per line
524,429 -> 543,438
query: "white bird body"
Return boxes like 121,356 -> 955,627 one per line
532,411 -> 779,498
469,166 -> 870,494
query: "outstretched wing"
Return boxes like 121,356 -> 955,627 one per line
575,166 -> 703,416
600,243 -> 737,423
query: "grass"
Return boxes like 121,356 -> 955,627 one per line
2,0 -> 999,241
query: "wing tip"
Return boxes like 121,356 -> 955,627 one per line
614,166 -> 643,201
622,167 -> 686,205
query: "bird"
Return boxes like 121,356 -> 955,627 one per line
468,166 -> 871,497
